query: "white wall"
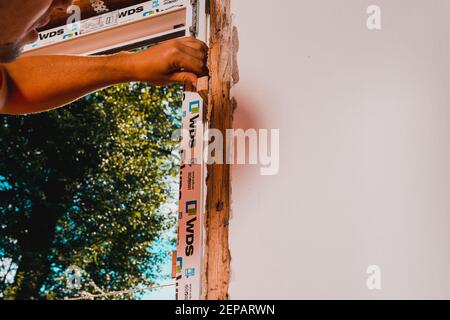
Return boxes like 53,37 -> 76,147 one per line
229,0 -> 450,299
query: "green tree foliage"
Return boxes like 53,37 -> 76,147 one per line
0,83 -> 182,300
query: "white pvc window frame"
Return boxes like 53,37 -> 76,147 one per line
23,1 -> 192,57
22,0 -> 210,301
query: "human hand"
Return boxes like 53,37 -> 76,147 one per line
126,36 -> 208,88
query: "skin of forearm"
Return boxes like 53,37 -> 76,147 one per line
1,52 -> 134,115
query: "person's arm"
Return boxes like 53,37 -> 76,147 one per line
0,37 -> 208,115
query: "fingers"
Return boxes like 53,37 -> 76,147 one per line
178,36 -> 209,54
169,72 -> 198,88
155,36 -> 208,85
172,52 -> 208,77
171,36 -> 208,61
175,37 -> 209,74
178,47 -> 209,75
167,36 -> 208,56
178,43 -> 207,61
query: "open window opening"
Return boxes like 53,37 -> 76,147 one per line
0,0 -> 208,300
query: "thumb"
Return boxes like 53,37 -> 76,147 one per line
169,72 -> 198,89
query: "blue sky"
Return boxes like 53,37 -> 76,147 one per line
141,258 -> 175,300
140,227 -> 177,300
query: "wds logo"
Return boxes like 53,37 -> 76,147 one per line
118,5 -> 144,19
176,257 -> 183,274
189,100 -> 200,114
39,29 -> 64,41
185,217 -> 196,256
186,200 -> 197,216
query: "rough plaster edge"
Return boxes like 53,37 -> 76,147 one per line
201,0 -> 238,300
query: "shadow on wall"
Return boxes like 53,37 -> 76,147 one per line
230,91 -> 265,182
